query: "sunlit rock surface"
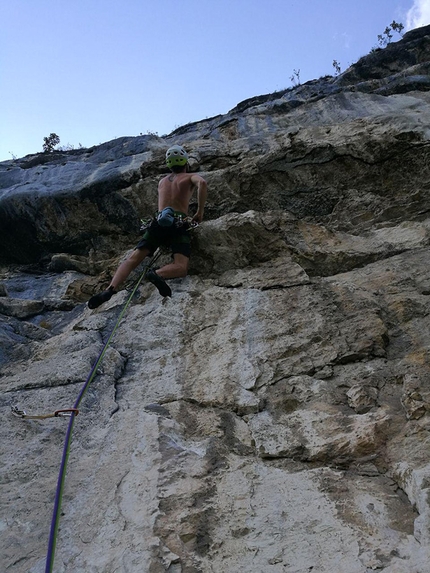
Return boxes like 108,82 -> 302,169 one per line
1,25 -> 430,573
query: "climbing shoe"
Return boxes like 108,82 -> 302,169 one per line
146,269 -> 172,297
87,286 -> 116,309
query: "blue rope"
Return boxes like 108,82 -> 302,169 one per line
45,250 -> 161,572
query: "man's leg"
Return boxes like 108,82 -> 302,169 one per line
156,253 -> 189,279
88,248 -> 150,309
145,253 -> 189,298
109,247 -> 150,290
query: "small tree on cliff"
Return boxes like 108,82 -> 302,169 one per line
377,21 -> 404,47
332,60 -> 341,76
42,133 -> 60,153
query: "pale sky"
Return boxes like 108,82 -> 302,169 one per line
1,0 -> 429,162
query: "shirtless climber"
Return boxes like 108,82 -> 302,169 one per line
87,145 -> 207,309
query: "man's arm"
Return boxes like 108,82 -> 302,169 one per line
190,174 -> 207,223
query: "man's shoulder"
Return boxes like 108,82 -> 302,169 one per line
189,171 -> 206,182
179,172 -> 205,184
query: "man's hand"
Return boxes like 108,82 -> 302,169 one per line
192,211 -> 204,223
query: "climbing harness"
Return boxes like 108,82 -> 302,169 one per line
11,248 -> 162,573
140,213 -> 199,233
178,216 -> 200,230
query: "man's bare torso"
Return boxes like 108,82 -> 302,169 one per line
158,173 -> 197,214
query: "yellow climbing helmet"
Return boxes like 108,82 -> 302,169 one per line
166,145 -> 188,168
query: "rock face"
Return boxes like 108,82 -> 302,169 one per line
1,25 -> 430,573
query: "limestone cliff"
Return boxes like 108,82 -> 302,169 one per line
1,25 -> 430,573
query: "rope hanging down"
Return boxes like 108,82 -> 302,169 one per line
46,249 -> 161,573
12,249 -> 161,573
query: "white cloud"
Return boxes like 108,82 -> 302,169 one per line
406,0 -> 430,30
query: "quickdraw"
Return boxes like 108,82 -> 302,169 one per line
11,406 -> 79,419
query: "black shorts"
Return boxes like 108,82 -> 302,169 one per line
135,218 -> 191,258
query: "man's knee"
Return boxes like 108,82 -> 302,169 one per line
122,249 -> 147,271
130,248 -> 149,262
176,265 -> 188,277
